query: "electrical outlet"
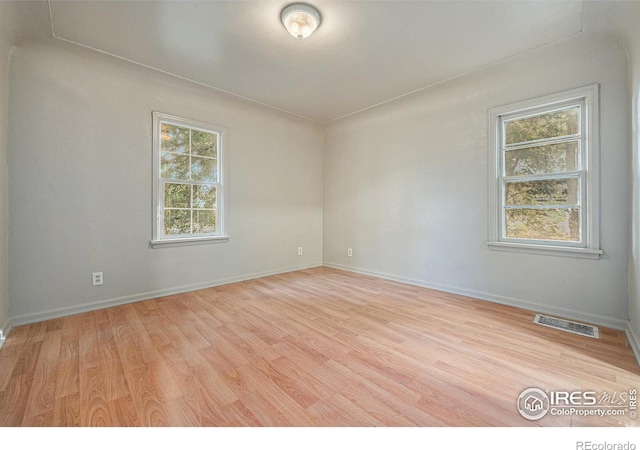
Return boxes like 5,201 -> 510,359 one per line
298,247 -> 303,256
92,272 -> 104,286
347,248 -> 352,257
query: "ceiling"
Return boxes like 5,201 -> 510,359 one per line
48,1 -> 584,123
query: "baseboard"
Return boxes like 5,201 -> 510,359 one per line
10,262 -> 323,327
7,260 -> 630,348
0,317 -> 12,350
625,322 -> 640,366
323,262 -> 627,331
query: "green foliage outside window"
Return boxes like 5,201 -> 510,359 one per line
502,107 -> 581,242
160,123 -> 218,236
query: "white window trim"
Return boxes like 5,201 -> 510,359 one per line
150,112 -> 229,248
487,84 -> 602,260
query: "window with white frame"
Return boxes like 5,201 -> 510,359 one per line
488,84 -> 602,259
151,112 -> 227,246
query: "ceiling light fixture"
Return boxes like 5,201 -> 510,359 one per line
281,3 -> 321,40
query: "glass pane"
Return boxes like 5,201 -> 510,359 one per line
193,185 -> 216,209
505,142 -> 578,176
191,156 -> 217,182
505,179 -> 578,206
161,153 -> 189,180
505,208 -> 580,241
193,210 -> 216,234
505,106 -> 579,145
161,124 -> 189,154
164,209 -> 191,235
164,183 -> 191,209
191,130 -> 217,158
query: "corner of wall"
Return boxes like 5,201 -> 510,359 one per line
616,2 -> 640,366
625,321 -> 640,366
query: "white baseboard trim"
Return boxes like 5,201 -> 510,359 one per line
10,262 -> 322,327
625,322 -> 640,366
323,262 -> 627,331
0,317 -> 12,350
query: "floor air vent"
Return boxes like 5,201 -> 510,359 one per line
533,314 -> 600,339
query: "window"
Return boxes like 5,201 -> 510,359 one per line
151,112 -> 227,247
488,85 -> 602,259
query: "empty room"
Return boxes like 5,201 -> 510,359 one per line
1,0 -> 640,441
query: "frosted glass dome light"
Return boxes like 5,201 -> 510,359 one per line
281,4 -> 321,40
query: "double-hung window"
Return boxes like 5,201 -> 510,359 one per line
151,112 -> 227,246
488,84 -> 602,259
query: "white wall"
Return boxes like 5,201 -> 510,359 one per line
8,40 -> 323,323
603,2 -> 640,354
323,33 -> 630,328
625,4 -> 640,356
0,1 -> 50,344
0,4 -> 17,343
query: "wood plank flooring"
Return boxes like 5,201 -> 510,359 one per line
1,267 -> 638,426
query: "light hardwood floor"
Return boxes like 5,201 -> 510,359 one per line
1,267 -> 638,426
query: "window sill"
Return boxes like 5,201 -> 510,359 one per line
150,236 -> 230,248
487,241 -> 602,260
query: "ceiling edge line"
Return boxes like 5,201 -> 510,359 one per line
48,35 -> 322,125
47,1 -> 57,39
327,28 -> 586,124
